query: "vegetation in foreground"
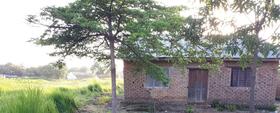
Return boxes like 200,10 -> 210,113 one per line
210,100 -> 277,112
0,78 -> 123,113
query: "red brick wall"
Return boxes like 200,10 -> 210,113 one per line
124,61 -> 188,103
124,61 -> 278,105
208,61 -> 278,105
276,73 -> 280,98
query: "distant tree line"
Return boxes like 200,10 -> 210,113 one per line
0,62 -> 114,79
0,63 -> 67,79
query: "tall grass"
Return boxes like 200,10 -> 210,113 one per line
50,90 -> 77,113
0,88 -> 58,113
87,83 -> 103,93
0,88 -> 78,113
0,78 -> 124,113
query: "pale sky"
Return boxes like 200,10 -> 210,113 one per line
0,0 -> 93,67
0,0 -> 278,68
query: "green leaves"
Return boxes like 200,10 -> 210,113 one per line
28,0 -> 190,83
198,0 -> 280,68
201,0 -> 228,11
145,63 -> 170,86
184,16 -> 204,43
271,5 -> 280,20
232,0 -> 256,13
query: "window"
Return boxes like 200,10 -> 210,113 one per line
231,67 -> 251,87
145,67 -> 169,88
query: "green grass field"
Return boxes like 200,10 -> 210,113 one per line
0,78 -> 123,113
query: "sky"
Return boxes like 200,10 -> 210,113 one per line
0,0 -> 112,68
0,0 -> 278,68
0,0 -> 77,67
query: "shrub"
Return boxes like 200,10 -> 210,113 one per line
96,96 -> 111,105
185,106 -> 194,113
0,88 -> 58,113
256,105 -> 277,112
87,85 -> 94,92
235,104 -> 248,111
211,100 -> 237,112
225,104 -> 237,112
49,91 -> 77,113
216,106 -> 225,111
87,83 -> 103,93
210,100 -> 220,108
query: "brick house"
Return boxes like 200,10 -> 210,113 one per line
123,57 -> 279,106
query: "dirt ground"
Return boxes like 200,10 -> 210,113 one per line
77,97 -> 279,113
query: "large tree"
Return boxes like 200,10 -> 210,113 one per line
27,0 -> 190,112
196,0 -> 280,112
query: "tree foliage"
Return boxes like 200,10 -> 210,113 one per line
27,0 -> 190,82
0,63 -> 24,76
90,62 -> 110,77
27,0 -> 198,112
197,0 -> 280,112
199,0 -> 280,59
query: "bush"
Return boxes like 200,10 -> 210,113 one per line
185,106 -> 194,113
235,104 -> 248,111
87,83 -> 103,93
0,88 -> 58,113
49,91 -> 77,113
210,100 -> 220,108
256,105 -> 277,112
211,100 -> 236,112
216,106 -> 225,111
225,104 -> 237,112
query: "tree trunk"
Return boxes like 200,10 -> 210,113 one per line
249,49 -> 258,113
109,39 -> 117,113
249,15 -> 262,112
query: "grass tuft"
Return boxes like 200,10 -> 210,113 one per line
88,83 -> 103,93
50,90 -> 77,113
0,88 -> 58,113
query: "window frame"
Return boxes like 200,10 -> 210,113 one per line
230,67 -> 252,87
144,67 -> 170,88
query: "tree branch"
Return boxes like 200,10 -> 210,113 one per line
115,38 -> 148,62
113,0 -> 126,38
254,0 -> 271,34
